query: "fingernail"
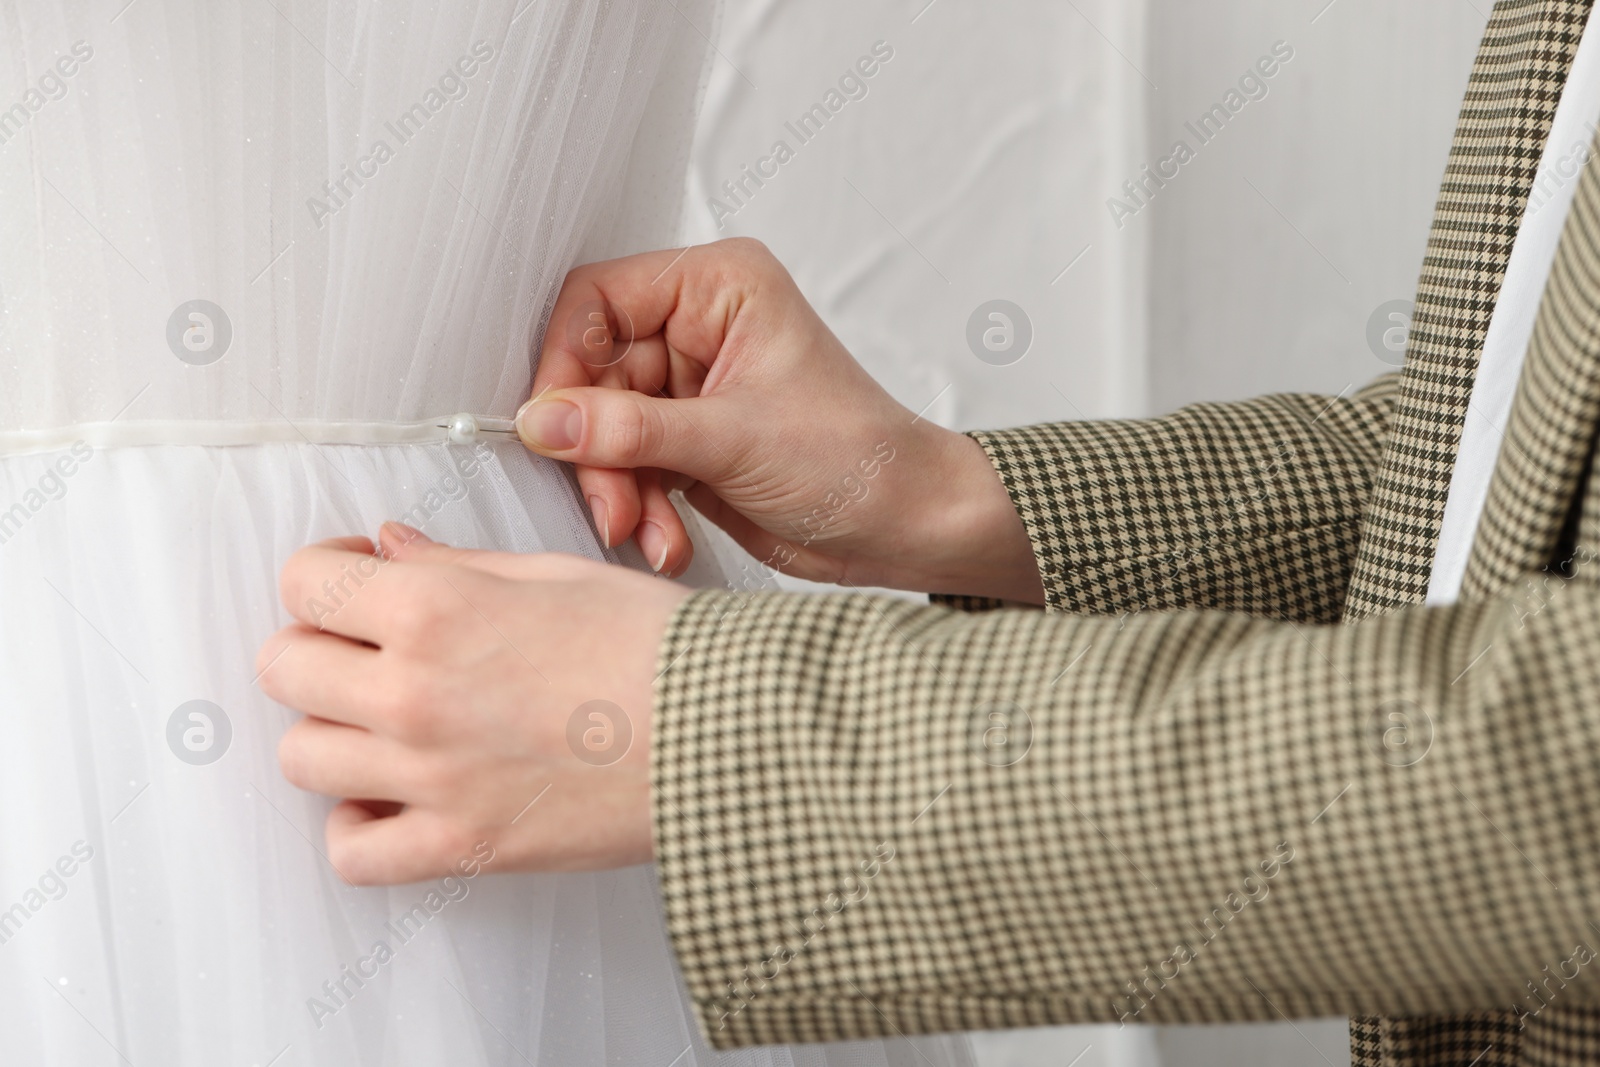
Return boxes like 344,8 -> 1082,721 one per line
637,520 -> 670,573
516,398 -> 581,451
382,521 -> 428,544
588,496 -> 611,547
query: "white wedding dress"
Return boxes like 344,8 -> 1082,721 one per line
0,2 -> 976,1064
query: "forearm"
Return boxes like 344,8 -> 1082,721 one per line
652,573 -> 1600,1047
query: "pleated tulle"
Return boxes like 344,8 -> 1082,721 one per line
0,443 -> 973,1065
0,1 -> 975,1063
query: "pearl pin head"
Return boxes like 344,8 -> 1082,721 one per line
446,413 -> 479,445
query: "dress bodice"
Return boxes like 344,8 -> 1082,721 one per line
0,0 -> 709,430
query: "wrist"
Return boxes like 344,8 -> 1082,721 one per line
880,424 -> 1045,603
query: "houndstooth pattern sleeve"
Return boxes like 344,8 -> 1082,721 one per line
652,572 -> 1600,1049
935,377 -> 1397,622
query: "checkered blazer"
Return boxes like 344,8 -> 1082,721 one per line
650,2 -> 1600,1064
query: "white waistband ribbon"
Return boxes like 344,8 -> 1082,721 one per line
0,414 -> 520,458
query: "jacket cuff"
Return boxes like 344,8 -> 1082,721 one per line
966,406 -> 1373,623
651,588 -> 954,1047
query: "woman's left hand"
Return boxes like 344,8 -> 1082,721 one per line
256,523 -> 689,884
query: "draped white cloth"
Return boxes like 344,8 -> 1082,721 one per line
0,2 -> 976,1064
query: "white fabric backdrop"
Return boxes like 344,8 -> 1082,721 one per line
683,1 -> 1491,1064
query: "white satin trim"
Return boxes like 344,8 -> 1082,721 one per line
0,414 -> 521,457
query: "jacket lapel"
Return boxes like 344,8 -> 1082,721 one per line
1460,122 -> 1600,600
1343,0 -> 1592,622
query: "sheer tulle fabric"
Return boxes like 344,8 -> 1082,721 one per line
0,2 -> 974,1064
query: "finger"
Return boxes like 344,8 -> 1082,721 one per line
531,323 -> 707,440
515,387 -> 740,483
664,337 -> 711,400
633,472 -> 694,576
376,524 -> 598,582
613,334 -> 709,402
256,624 -> 384,726
278,542 -> 395,642
325,802 -> 471,886
322,536 -> 377,554
534,241 -> 759,395
574,466 -> 642,550
278,717 -> 417,801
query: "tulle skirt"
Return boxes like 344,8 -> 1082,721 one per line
0,439 -> 974,1067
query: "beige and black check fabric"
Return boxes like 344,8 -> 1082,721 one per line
650,2 -> 1600,1065
1343,0 -> 1592,622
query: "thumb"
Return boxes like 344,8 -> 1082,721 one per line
515,387 -> 735,482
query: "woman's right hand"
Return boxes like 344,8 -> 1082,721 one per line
519,238 -> 1044,604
